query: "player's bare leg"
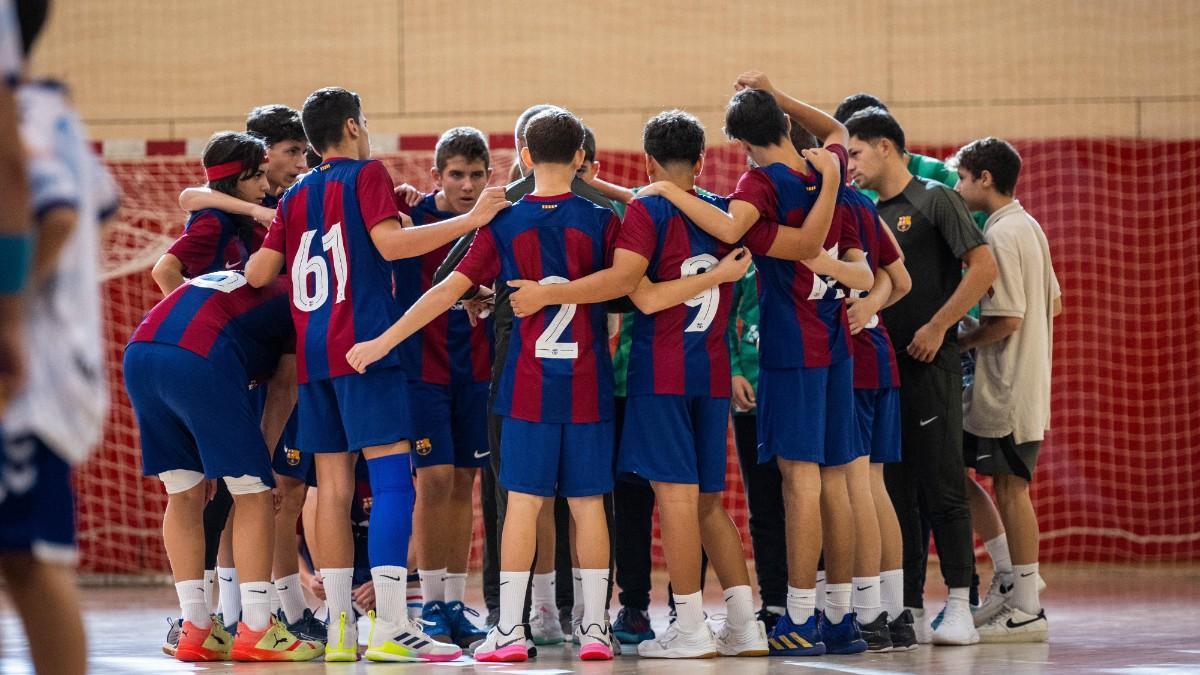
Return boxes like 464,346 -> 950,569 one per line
214,507 -> 240,624
566,495 -> 613,660
779,458 -> 822,589
446,468 -> 478,580
1,554 -> 86,675
696,491 -> 766,657
977,473 -> 1046,641
529,498 -> 562,644
652,481 -> 703,593
967,475 -> 1005,542
994,475 -> 1039,580
270,475 -> 312,629
301,486 -> 320,570
871,463 -> 914,649
413,463 -> 454,640
160,480 -> 232,661
846,457 -> 887,649
818,463 -> 863,652
313,452 -> 359,657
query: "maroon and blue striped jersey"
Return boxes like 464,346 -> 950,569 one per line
167,208 -> 264,277
129,271 -> 293,381
393,193 -> 493,385
454,193 -> 640,424
844,188 -> 902,389
736,144 -> 861,369
617,193 -> 735,398
261,157 -> 401,384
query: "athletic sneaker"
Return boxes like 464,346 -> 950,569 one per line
757,607 -> 783,635
974,572 -> 1047,627
637,620 -> 717,659
820,611 -> 868,654
977,605 -> 1048,643
931,602 -> 980,645
858,612 -> 892,652
419,601 -> 454,643
174,619 -> 232,662
230,616 -> 323,662
529,603 -> 565,645
162,617 -> 182,656
713,618 -> 768,657
445,601 -> 487,648
279,608 -> 327,644
888,609 -> 919,652
767,611 -> 825,656
473,624 -> 529,663
909,607 -> 932,644
364,611 -> 463,662
324,611 -> 360,662
613,606 -> 655,644
213,612 -> 238,637
579,622 -> 615,661
571,614 -> 582,645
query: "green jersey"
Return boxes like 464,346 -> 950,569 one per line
727,265 -> 760,415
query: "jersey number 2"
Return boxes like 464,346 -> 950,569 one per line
534,276 -> 578,359
293,225 -> 349,313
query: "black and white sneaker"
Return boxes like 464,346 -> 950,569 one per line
859,612 -> 893,652
887,609 -> 919,652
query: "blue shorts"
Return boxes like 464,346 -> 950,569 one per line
409,381 -> 491,469
499,417 -> 614,498
0,434 -> 77,564
298,366 -> 412,453
124,342 -> 275,485
618,395 -> 730,493
757,358 -> 858,467
272,412 -> 316,486
856,387 -> 902,464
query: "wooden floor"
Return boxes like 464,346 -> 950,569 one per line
2,564 -> 1199,674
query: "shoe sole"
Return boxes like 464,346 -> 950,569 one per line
174,648 -> 228,662
719,648 -> 769,657
324,649 -> 360,662
230,649 -> 324,662
931,635 -> 981,646
363,649 -> 423,663
615,631 -> 655,644
476,645 -> 528,662
768,646 -> 826,657
639,650 -> 719,659
162,645 -> 176,657
979,629 -> 1048,644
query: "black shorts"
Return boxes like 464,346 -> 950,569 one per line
963,431 -> 1039,481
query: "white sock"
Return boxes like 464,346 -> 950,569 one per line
444,572 -> 467,604
786,586 -> 816,623
407,575 -> 424,619
571,568 -> 584,620
321,567 -> 355,627
532,571 -> 556,610
203,570 -> 217,613
268,584 -> 281,616
825,583 -> 852,623
499,571 -> 530,633
216,567 -> 241,621
672,591 -> 704,632
176,579 -> 211,628
1012,563 -> 1041,614
815,571 -> 827,611
374,565 -> 408,623
240,581 -> 273,631
852,576 -> 883,623
880,569 -> 904,618
723,585 -> 755,627
275,573 -> 307,624
580,568 -> 608,628
947,586 -> 970,612
985,535 -> 1013,575
420,567 -> 447,604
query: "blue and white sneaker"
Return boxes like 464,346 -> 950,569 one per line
445,601 -> 487,648
766,611 -> 825,656
612,606 -> 655,645
420,601 -> 454,643
279,608 -> 327,644
820,611 -> 867,654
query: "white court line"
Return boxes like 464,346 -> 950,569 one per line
785,661 -> 917,675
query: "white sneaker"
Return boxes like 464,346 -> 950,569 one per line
570,610 -> 583,645
909,607 -> 933,644
573,619 -> 622,655
638,621 -> 718,659
978,605 -> 1048,643
973,571 -> 1015,627
578,622 -> 614,661
713,619 -> 768,657
364,613 -> 462,662
472,625 -> 529,663
529,603 -> 564,645
324,611 -> 359,662
931,602 -> 980,646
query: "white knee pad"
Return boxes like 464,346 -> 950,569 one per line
158,469 -> 205,494
224,474 -> 270,495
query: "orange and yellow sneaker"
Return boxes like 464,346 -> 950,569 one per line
230,615 -> 324,662
174,618 -> 232,662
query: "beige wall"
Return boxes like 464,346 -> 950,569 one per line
30,0 -> 1200,148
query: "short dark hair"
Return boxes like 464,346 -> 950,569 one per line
435,126 -> 490,171
643,110 -> 705,168
16,0 -> 48,58
514,104 -> 555,149
246,105 -> 307,148
581,126 -> 597,164
202,131 -> 267,191
786,115 -> 819,154
954,137 -> 1022,195
845,107 -> 907,155
301,87 -> 362,154
724,88 -> 788,148
523,108 -> 584,166
834,93 -> 888,124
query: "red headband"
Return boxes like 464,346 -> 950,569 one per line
204,156 -> 269,182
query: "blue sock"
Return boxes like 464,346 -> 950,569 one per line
365,453 -> 415,567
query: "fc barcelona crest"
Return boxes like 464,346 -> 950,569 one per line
896,215 -> 912,232
286,448 -> 301,466
416,438 -> 433,456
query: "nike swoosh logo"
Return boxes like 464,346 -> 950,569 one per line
219,576 -> 233,582
474,450 -> 490,459
1006,614 -> 1044,629
497,636 -> 523,648
382,575 -> 402,582
856,586 -> 873,592
250,589 -> 268,594
278,585 -> 288,591
919,417 -> 938,426
1020,572 -> 1035,578
977,454 -> 992,460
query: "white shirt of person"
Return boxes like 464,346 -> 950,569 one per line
4,81 -> 119,464
964,199 -> 1061,445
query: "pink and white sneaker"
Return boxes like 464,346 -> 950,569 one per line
472,625 -> 528,663
578,622 -> 614,661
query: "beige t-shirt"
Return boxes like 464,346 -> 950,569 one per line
964,200 -> 1061,444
